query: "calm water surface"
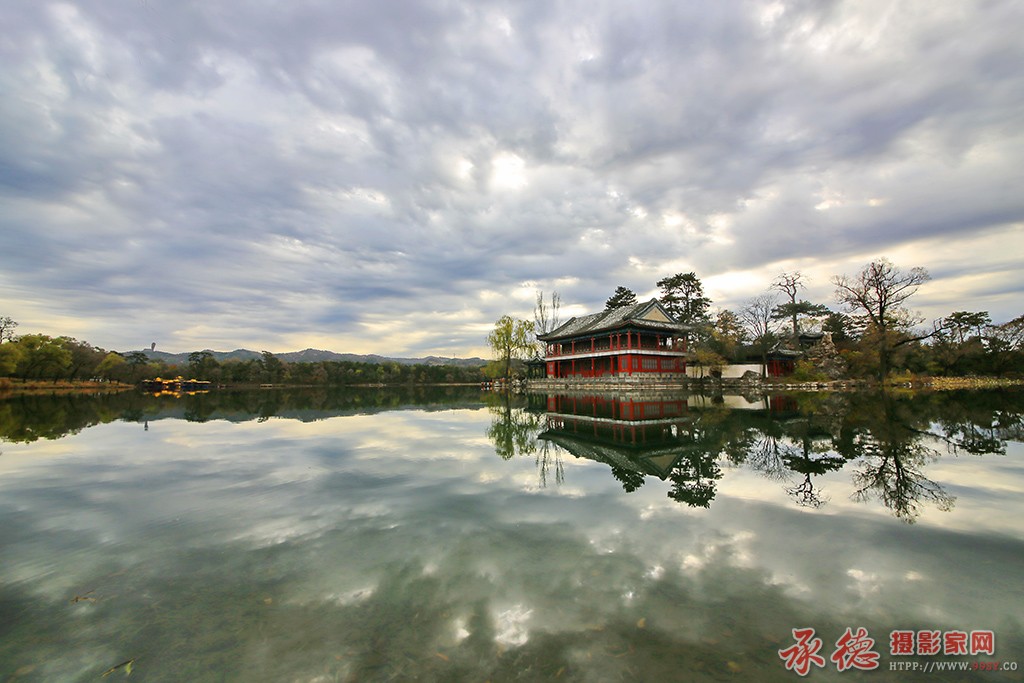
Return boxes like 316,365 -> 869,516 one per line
1,387 -> 1022,681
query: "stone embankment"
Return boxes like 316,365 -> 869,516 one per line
911,377 -> 1024,390
523,376 -> 1023,394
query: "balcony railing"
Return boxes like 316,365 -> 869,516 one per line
545,335 -> 686,358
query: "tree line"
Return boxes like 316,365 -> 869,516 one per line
487,258 -> 1024,382
0,320 -> 486,387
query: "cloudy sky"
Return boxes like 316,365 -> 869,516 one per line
2,0 -> 1022,357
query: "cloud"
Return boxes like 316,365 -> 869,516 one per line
1,0 -> 1022,354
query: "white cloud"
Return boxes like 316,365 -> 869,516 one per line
1,0 -> 1021,354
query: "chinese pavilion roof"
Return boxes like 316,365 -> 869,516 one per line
537,299 -> 689,341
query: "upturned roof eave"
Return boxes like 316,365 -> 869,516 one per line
535,298 -> 690,341
537,318 -> 689,341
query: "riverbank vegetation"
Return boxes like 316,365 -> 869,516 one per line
0,317 -> 487,389
492,257 -> 1024,385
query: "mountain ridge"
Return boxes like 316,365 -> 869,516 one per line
132,348 -> 487,368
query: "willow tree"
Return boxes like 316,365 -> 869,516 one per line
487,315 -> 534,382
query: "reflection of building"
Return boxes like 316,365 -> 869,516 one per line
537,300 -> 689,380
539,394 -> 696,479
141,377 -> 212,394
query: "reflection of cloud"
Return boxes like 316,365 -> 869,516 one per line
2,405 -> 1023,680
494,604 -> 532,647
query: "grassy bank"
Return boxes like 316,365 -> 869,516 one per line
0,378 -> 134,396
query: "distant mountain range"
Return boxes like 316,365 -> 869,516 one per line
133,348 -> 487,368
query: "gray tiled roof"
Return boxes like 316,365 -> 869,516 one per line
537,299 -> 689,341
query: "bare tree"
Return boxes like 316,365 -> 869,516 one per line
832,258 -> 930,381
739,294 -> 781,377
533,290 -> 561,356
0,316 -> 17,343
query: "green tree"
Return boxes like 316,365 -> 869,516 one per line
96,352 -> 128,382
708,309 -> 747,361
943,311 -> 991,345
771,271 -> 830,341
985,314 -> 1024,375
833,259 -> 931,382
0,341 -> 23,375
125,351 -> 151,381
59,337 -> 106,380
14,334 -> 72,380
690,347 -> 728,379
657,272 -> 711,343
487,315 -> 534,382
188,350 -> 220,379
605,286 -> 638,310
260,351 -> 286,384
929,311 -> 991,375
823,312 -> 857,347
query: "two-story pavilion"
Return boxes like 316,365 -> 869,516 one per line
537,299 -> 689,379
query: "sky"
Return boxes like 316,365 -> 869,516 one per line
2,0 -> 1022,358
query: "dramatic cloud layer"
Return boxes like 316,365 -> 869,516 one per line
2,0 -> 1022,355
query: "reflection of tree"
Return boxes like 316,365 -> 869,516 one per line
610,465 -> 645,493
779,425 -> 848,509
535,440 -> 564,487
787,474 -> 824,508
782,447 -> 847,509
840,393 -> 959,523
484,393 -> 541,461
925,393 -> 1024,455
745,435 -> 793,481
0,386 -> 490,443
850,438 -> 955,522
666,452 -> 721,508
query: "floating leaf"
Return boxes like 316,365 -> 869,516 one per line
71,590 -> 96,604
101,658 -> 135,678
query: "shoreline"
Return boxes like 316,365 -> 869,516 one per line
2,376 -> 1021,397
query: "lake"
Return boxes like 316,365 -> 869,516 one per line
1,387 -> 1022,681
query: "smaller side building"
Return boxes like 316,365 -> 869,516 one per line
537,299 -> 689,379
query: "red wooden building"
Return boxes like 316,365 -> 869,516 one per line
537,299 -> 689,379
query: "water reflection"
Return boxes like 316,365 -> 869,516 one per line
485,390 -> 1023,523
0,386 -> 485,443
1,388 -> 1023,680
